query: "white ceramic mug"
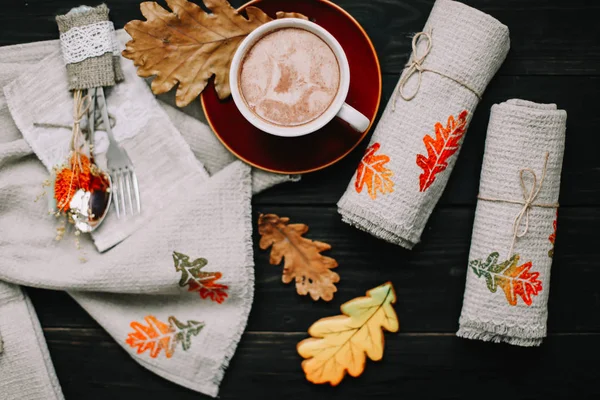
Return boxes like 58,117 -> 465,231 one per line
229,18 -> 371,138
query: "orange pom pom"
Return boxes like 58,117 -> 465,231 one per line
54,167 -> 76,212
54,153 -> 108,212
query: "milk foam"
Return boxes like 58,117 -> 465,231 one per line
239,28 -> 340,127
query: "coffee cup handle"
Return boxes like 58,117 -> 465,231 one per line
336,103 -> 371,133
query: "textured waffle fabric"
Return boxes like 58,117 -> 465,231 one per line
0,31 -> 296,398
457,99 -> 566,347
338,0 -> 510,249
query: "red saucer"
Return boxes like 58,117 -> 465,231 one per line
201,0 -> 382,174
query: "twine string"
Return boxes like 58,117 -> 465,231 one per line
477,152 -> 559,258
70,90 -> 92,206
70,89 -> 91,154
392,30 -> 483,111
33,114 -> 116,132
392,31 -> 432,108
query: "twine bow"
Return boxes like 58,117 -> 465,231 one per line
391,30 -> 482,111
478,152 -> 559,258
392,31 -> 433,108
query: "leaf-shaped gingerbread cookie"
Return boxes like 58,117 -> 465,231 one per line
123,0 -> 307,105
258,214 -> 339,301
297,282 -> 399,385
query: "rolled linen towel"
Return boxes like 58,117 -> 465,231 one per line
338,0 -> 510,249
457,99 -> 567,347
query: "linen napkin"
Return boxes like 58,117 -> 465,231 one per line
0,30 -> 293,398
160,101 -> 299,194
0,282 -> 63,400
338,0 -> 510,249
0,43 -> 66,400
0,60 -> 250,399
5,31 -> 211,253
457,99 -> 566,347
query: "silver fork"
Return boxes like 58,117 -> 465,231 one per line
90,87 -> 141,218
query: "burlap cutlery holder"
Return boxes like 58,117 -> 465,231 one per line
338,0 -> 510,249
457,99 -> 567,347
56,3 -> 124,89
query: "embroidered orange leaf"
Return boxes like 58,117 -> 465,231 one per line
173,252 -> 228,304
123,0 -> 308,105
297,282 -> 399,386
416,110 -> 469,192
258,214 -> 339,301
355,142 -> 394,200
470,252 -> 543,306
126,316 -> 174,358
125,315 -> 204,359
549,210 -> 558,258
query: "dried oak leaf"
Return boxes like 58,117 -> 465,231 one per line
258,214 -> 339,301
297,282 -> 399,385
123,0 -> 308,105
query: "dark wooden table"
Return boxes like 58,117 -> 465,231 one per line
2,0 -> 599,398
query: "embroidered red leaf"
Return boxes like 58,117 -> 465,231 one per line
416,110 -> 469,192
173,252 -> 228,304
470,252 -> 543,306
125,315 -> 204,359
355,142 -> 394,200
549,210 -> 557,258
187,278 -> 229,304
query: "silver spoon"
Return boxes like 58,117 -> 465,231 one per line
69,88 -> 112,233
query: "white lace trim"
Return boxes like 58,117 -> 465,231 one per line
59,21 -> 120,64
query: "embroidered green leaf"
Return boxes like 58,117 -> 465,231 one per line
173,252 -> 229,303
125,315 -> 205,359
470,252 -> 542,306
169,316 -> 205,351
173,251 -> 207,286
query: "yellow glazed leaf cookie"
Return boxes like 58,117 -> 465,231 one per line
297,282 -> 399,385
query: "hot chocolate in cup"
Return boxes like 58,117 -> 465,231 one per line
230,18 -> 370,138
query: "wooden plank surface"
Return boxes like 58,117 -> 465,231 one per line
42,330 -> 600,399
1,0 -> 598,399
